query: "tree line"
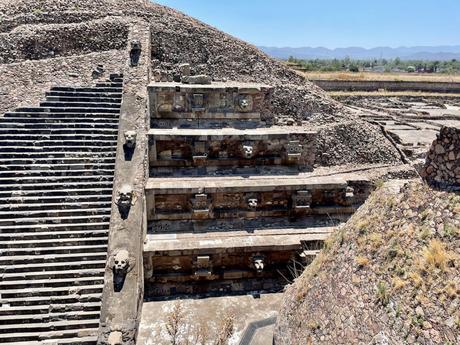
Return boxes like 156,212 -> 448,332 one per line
287,56 -> 460,74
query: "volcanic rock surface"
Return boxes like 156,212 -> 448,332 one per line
0,0 -> 402,166
274,181 -> 460,344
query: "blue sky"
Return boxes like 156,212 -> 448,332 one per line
154,0 -> 460,48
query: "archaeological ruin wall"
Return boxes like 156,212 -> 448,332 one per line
421,126 -> 460,190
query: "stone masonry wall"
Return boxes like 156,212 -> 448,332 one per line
421,126 -> 460,189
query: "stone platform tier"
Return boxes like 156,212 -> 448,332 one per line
149,82 -> 273,129
146,175 -> 371,224
143,78 -> 373,298
0,74 -> 123,345
148,127 -> 316,176
144,227 -> 330,297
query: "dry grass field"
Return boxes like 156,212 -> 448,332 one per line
302,71 -> 460,83
329,90 -> 460,98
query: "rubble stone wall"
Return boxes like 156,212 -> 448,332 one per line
0,50 -> 126,115
422,126 -> 460,188
0,17 -> 128,64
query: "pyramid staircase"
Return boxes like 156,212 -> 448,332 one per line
143,79 -> 372,297
0,74 -> 123,344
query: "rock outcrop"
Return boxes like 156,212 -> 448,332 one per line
275,181 -> 460,345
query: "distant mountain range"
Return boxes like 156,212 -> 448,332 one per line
259,46 -> 460,61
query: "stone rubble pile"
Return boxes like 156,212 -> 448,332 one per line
422,126 -> 460,188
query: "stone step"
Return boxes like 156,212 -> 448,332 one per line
0,133 -> 117,140
1,260 -> 106,274
0,310 -> 100,325
0,208 -> 111,221
0,163 -> 115,172
0,188 -> 112,200
0,121 -> 119,129
15,107 -> 120,114
0,229 -> 108,240
0,175 -> 114,187
96,82 -> 123,88
45,96 -> 122,103
1,114 -> 119,122
51,86 -> 122,93
0,275 -> 105,290
0,214 -> 110,228
4,113 -> 120,122
0,200 -> 111,210
0,293 -> 101,308
0,127 -> 118,135
0,147 -> 116,155
0,154 -> 115,162
0,169 -> 114,179
0,139 -> 117,147
0,330 -> 98,344
0,186 -> 112,198
0,244 -> 108,256
0,284 -> 104,299
0,170 -> 114,179
1,268 -> 105,281
0,276 -> 105,290
39,101 -> 121,109
1,152 -> 115,163
0,214 -> 110,227
0,322 -> 99,339
0,183 -> 113,195
1,194 -> 112,205
0,252 -> 107,265
0,236 -> 108,249
0,302 -> 101,316
0,156 -> 115,165
45,90 -> 122,98
14,335 -> 98,345
0,221 -> 109,233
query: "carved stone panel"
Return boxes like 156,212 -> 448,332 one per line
148,82 -> 273,121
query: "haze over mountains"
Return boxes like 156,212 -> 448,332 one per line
259,45 -> 460,61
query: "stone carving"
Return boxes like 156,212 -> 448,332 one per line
179,63 -> 191,77
116,185 -> 135,219
247,198 -> 258,209
251,254 -> 265,273
292,190 -> 312,209
191,193 -> 212,219
109,249 -> 135,292
236,95 -> 254,112
346,186 -> 355,198
194,255 -> 212,277
129,40 -> 142,67
286,140 -> 303,164
182,74 -> 212,85
124,130 -> 137,149
107,331 -> 123,345
192,141 -> 208,164
191,93 -> 205,110
92,64 -> 104,79
97,322 -> 136,345
242,143 -> 255,159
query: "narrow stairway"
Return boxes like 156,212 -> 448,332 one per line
0,74 -> 123,344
